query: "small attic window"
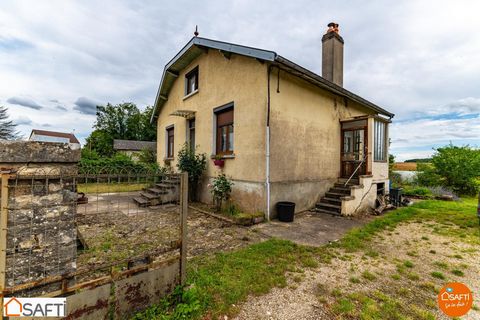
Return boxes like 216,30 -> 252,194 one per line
185,66 -> 199,96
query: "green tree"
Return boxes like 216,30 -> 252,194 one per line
416,144 -> 480,194
84,103 -> 157,157
176,143 -> 207,201
138,148 -> 157,165
85,130 -> 114,157
0,106 -> 20,140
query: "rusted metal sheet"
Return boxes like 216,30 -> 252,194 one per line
114,260 -> 180,318
64,283 -> 112,320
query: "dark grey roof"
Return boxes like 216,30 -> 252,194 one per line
151,37 -> 394,122
113,139 -> 156,151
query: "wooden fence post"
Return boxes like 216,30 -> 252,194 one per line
179,172 -> 188,285
0,172 -> 11,315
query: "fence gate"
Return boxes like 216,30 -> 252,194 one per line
0,167 -> 188,319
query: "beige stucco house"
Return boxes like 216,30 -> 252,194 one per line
151,24 -> 394,219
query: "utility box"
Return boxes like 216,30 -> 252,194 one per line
390,187 -> 403,207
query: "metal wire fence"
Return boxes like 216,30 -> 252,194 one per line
0,166 -> 187,299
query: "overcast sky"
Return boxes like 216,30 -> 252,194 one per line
1,0 -> 479,161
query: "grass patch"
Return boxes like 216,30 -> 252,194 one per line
349,277 -> 361,284
451,269 -> 464,277
391,274 -> 401,280
336,198 -> 479,251
332,298 -> 355,315
362,270 -> 377,281
136,239 -> 323,318
404,260 -> 414,268
433,261 -> 448,269
77,182 -> 147,193
407,272 -> 420,281
430,271 -> 445,280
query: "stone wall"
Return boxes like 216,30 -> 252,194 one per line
0,141 -> 80,292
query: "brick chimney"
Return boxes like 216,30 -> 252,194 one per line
322,22 -> 344,87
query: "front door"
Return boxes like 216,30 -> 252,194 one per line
341,120 -> 367,178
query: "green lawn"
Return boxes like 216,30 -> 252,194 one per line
77,182 -> 147,193
133,198 -> 479,319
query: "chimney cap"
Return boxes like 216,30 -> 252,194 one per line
326,22 -> 340,34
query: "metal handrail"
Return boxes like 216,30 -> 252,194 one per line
344,155 -> 366,187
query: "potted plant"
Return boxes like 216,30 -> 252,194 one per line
213,155 -> 225,167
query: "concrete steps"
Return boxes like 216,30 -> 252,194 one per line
315,178 -> 360,216
133,177 -> 180,207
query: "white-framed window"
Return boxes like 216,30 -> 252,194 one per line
374,120 -> 387,161
185,66 -> 198,96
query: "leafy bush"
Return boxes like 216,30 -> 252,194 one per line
79,150 -> 160,174
132,285 -> 201,320
403,186 -> 432,197
415,144 -> 480,195
138,148 -> 157,165
209,174 -> 233,212
176,143 -> 207,201
414,163 -> 442,187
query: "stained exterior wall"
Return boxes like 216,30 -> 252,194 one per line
156,50 -> 268,212
155,50 -> 390,217
268,70 -> 379,216
0,141 -> 79,290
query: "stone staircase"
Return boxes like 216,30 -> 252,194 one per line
314,177 -> 359,216
133,175 -> 180,207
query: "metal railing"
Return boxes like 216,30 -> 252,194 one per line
344,155 -> 367,187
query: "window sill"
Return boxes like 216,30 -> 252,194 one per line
164,157 -> 174,161
211,154 -> 235,159
183,89 -> 199,101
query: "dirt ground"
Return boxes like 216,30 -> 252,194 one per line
77,193 -> 267,268
234,222 -> 480,320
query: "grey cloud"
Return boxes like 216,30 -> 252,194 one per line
55,105 -> 68,111
50,99 -> 59,103
73,97 -> 99,115
7,96 -> 43,110
14,116 -> 32,126
443,97 -> 480,113
42,123 -> 52,127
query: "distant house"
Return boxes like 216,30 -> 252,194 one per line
113,139 -> 156,161
29,129 -> 80,148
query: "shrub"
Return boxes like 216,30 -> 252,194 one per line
137,148 -> 157,165
79,151 -> 160,174
209,174 -> 233,212
402,186 -> 432,197
176,143 -> 207,201
415,144 -> 480,195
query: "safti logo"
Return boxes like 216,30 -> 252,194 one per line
3,297 -> 66,317
438,282 -> 473,317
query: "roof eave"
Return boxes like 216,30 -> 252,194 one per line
274,56 -> 394,118
150,37 -> 277,123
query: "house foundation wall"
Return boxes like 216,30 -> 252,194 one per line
198,176 -> 265,214
269,179 -> 336,218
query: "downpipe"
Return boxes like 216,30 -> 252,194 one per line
265,65 -> 273,221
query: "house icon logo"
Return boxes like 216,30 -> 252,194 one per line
4,297 -> 22,317
440,291 -> 451,301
